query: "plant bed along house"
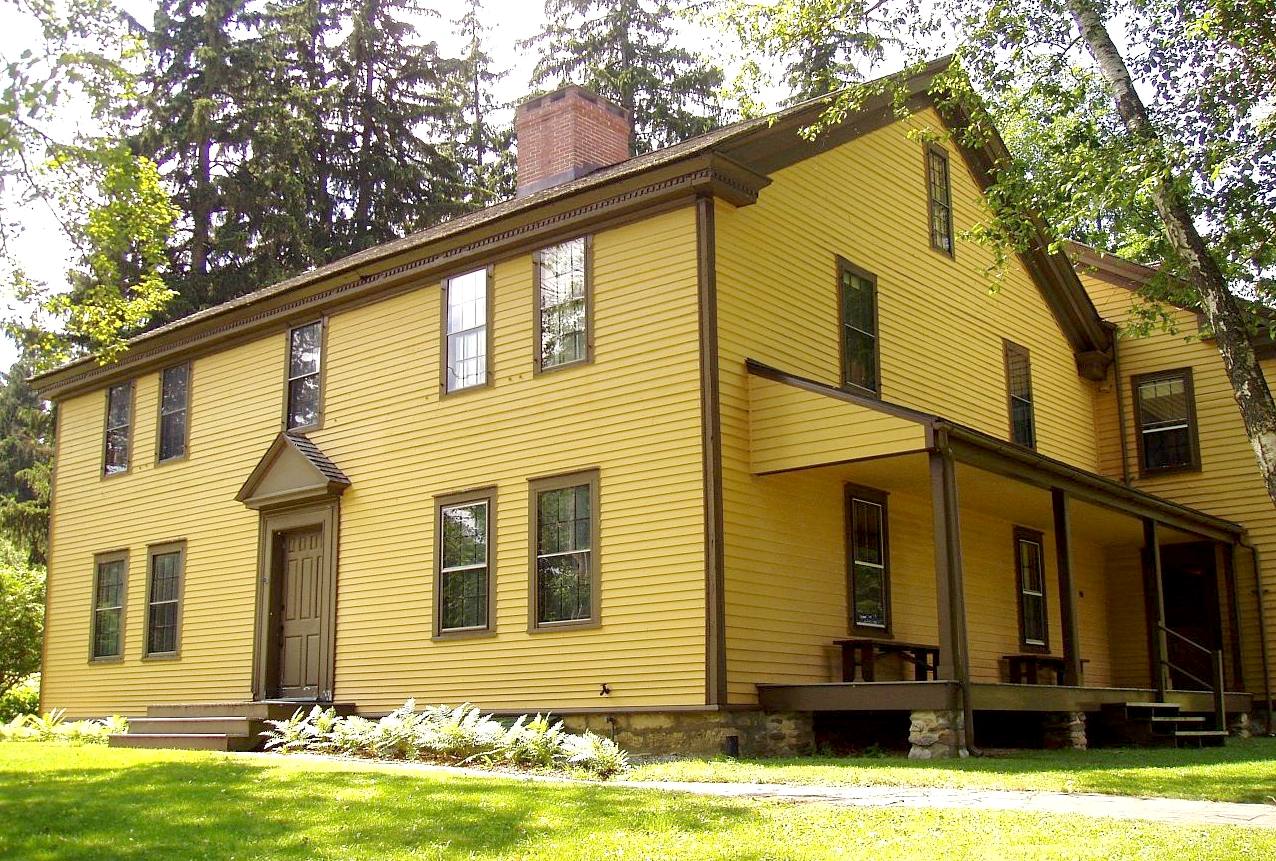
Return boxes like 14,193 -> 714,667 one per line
261,701 -> 631,778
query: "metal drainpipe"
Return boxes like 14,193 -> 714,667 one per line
1241,540 -> 1275,734
1110,332 -> 1133,485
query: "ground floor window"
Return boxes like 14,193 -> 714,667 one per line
436,493 -> 492,634
530,470 -> 599,628
846,485 -> 890,634
91,552 -> 128,660
1014,527 -> 1048,651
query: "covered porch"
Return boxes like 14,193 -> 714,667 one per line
744,360 -> 1256,753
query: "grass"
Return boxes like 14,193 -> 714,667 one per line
629,737 -> 1276,804
2,743 -> 1275,860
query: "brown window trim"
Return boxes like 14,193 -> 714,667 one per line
836,256 -> 881,398
1013,526 -> 1049,654
282,318 -> 328,432
155,362 -> 192,466
142,540 -> 186,660
433,486 -> 498,640
533,235 -> 595,375
88,549 -> 129,663
923,142 -> 955,259
440,266 -> 496,398
528,468 -> 601,632
1131,367 -> 1202,477
1003,339 -> 1036,450
100,380 -> 136,479
845,483 -> 892,637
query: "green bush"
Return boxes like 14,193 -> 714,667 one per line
0,673 -> 39,722
0,543 -> 44,700
262,701 -> 629,778
0,708 -> 127,744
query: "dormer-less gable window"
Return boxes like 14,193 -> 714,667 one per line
286,322 -> 323,430
535,237 -> 592,372
925,144 -> 954,256
103,381 -> 133,476
1004,341 -> 1036,449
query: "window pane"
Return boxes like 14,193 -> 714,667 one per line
1011,397 -> 1035,448
539,239 -> 588,368
151,552 -> 181,603
107,384 -> 131,429
1138,378 -> 1187,426
853,563 -> 886,628
851,500 -> 883,566
289,323 -> 322,378
161,365 -> 189,414
104,430 -> 130,474
288,374 -> 320,429
841,272 -> 874,330
447,270 -> 487,334
844,328 -> 876,392
442,503 -> 488,568
538,486 -> 590,555
442,567 -> 488,630
1144,426 -> 1192,470
1022,593 -> 1046,643
147,601 -> 178,654
447,329 -> 487,390
537,551 -> 591,623
96,560 -> 124,608
94,608 -> 121,657
159,411 -> 187,461
1018,540 -> 1043,592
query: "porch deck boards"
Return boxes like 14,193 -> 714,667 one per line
757,681 -> 1253,714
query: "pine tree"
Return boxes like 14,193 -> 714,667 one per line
524,0 -> 727,154
0,359 -> 52,565
323,0 -> 467,255
450,0 -> 515,207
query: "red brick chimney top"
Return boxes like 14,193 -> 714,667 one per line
514,85 -> 632,197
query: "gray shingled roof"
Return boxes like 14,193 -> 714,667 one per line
285,432 -> 350,486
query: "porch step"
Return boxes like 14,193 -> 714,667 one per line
1097,701 -> 1226,748
125,716 -> 261,737
1173,729 -> 1228,748
108,733 -> 260,752
146,701 -> 356,720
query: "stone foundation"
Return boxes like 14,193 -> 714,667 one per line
907,709 -> 966,759
561,710 -> 814,758
1043,711 -> 1087,750
1229,712 -> 1252,738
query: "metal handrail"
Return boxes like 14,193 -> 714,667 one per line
1161,624 -> 1213,656
1157,623 -> 1226,732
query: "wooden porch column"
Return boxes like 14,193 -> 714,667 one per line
1143,518 -> 1170,699
1052,489 -> 1083,686
930,445 -> 971,687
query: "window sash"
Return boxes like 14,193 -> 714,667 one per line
446,270 -> 488,391
927,150 -> 953,254
439,499 -> 490,632
1017,536 -> 1047,647
839,263 -> 878,393
538,238 -> 589,369
159,365 -> 189,461
1135,372 -> 1196,471
848,495 -> 889,631
287,323 -> 322,429
534,481 -> 594,625
146,550 -> 182,655
104,383 -> 132,474
92,560 -> 125,658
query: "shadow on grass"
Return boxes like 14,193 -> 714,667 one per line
0,749 -> 764,861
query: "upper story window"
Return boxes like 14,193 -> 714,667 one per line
1014,527 -> 1048,651
925,144 -> 954,256
846,485 -> 890,634
838,258 -> 879,394
145,543 -> 184,656
535,237 -> 592,372
286,322 -> 323,430
158,364 -> 190,462
437,493 -> 492,635
444,268 -> 489,393
91,552 -> 127,660
103,381 -> 133,476
1133,368 -> 1200,474
1004,341 -> 1036,449
531,470 -> 599,629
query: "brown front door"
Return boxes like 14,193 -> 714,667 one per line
277,527 -> 325,699
1161,542 -> 1221,691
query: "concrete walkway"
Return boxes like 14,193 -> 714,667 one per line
267,753 -> 1276,830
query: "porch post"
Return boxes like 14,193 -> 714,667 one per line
1222,542 -> 1246,691
1052,489 -> 1083,686
1143,518 -> 1170,699
929,442 -> 971,690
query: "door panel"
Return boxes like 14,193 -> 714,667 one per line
278,527 -> 325,699
1162,542 -> 1220,691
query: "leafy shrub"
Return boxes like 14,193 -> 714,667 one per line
261,701 -> 629,778
0,708 -> 127,744
0,673 -> 39,722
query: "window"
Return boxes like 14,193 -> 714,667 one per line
1133,368 -> 1200,474
103,382 -> 133,476
157,364 -> 190,462
1014,527 -> 1048,651
846,486 -> 890,633
838,258 -> 878,394
444,268 -> 489,393
1004,341 -> 1035,449
286,322 -> 323,430
925,144 -> 954,255
145,543 -> 184,656
536,237 -> 591,371
91,552 -> 127,660
436,493 -> 492,635
530,470 -> 599,628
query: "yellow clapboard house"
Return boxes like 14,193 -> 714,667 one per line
32,58 -> 1273,755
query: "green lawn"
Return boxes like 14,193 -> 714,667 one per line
629,737 -> 1276,804
2,743 -> 1275,860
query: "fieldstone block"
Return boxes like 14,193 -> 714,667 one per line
908,709 -> 966,759
1043,711 -> 1087,750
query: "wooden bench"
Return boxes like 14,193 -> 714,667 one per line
1003,653 -> 1068,685
834,637 -> 940,682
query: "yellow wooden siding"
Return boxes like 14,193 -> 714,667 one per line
42,205 -> 708,717
715,107 -> 1104,701
747,374 -> 928,474
1083,271 -> 1273,698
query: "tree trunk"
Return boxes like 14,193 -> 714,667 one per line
1068,0 -> 1276,508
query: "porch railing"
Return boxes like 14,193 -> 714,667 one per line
1158,623 -> 1226,730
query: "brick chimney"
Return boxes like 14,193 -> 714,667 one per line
514,85 -> 631,197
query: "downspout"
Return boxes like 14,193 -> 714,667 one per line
1241,539 -> 1275,734
1109,324 -> 1133,485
